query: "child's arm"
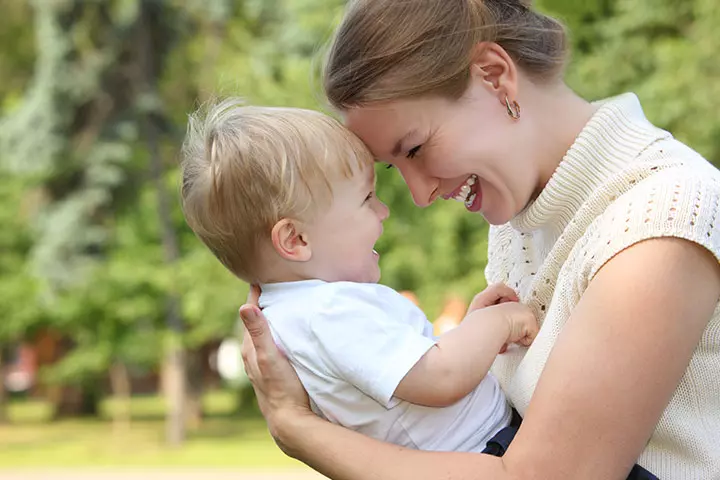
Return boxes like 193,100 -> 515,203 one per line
393,301 -> 537,407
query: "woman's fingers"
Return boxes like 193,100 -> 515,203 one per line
239,305 -> 278,420
246,284 -> 261,307
241,328 -> 259,385
239,304 -> 276,368
238,303 -> 311,411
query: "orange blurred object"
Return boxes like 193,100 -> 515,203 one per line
433,295 -> 466,336
399,290 -> 467,336
399,290 -> 419,306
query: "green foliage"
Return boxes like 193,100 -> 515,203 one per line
0,0 -> 717,397
551,0 -> 720,165
0,176 -> 42,342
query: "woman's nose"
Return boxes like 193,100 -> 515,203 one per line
397,165 -> 438,207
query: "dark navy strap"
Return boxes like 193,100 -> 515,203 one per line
627,464 -> 660,480
481,425 -> 518,456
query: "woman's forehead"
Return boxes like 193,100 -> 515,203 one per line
344,102 -> 422,154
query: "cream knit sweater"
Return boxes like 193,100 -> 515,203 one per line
487,93 -> 720,479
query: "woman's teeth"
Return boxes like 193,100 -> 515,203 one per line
465,192 -> 477,209
454,175 -> 478,207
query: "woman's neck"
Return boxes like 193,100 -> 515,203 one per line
524,82 -> 598,199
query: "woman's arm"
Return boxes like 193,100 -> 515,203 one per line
241,237 -> 720,480
240,301 -> 510,479
502,237 -> 719,478
277,410 -> 510,480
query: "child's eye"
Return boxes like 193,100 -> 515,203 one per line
365,191 -> 374,202
406,145 -> 422,159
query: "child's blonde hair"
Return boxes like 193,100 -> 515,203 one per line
180,98 -> 373,283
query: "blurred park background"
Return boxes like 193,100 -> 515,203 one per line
0,0 -> 718,476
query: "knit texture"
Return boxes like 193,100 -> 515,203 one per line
486,93 -> 720,479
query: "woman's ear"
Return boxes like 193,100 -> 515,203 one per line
469,42 -> 519,107
271,218 -> 312,262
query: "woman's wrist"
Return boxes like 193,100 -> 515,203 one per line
269,406 -> 319,459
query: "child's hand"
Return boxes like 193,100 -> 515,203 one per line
466,283 -> 519,315
486,301 -> 538,348
498,302 -> 538,347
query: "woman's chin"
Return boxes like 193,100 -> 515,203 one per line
481,208 -> 513,226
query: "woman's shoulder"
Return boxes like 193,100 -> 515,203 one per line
610,139 -> 720,219
579,151 -> 720,281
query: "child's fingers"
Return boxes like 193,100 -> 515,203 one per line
468,283 -> 519,312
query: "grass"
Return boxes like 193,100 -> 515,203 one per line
0,390 -> 303,469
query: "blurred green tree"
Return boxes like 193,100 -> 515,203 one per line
0,0 -> 717,440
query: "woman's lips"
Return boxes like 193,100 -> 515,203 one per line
442,175 -> 482,212
443,175 -> 478,201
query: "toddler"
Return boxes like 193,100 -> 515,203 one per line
180,98 -> 538,452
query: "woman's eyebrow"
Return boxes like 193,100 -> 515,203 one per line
391,129 -> 417,157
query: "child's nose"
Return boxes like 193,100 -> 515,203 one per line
380,203 -> 390,221
375,200 -> 390,221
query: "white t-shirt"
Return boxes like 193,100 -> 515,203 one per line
259,280 -> 512,452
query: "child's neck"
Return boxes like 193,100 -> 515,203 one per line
259,261 -> 325,284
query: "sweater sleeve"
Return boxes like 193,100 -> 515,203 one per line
580,167 -> 720,283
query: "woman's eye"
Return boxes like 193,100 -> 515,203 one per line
406,145 -> 422,159
385,164 -> 395,170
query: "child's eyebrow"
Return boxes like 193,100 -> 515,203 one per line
364,170 -> 377,188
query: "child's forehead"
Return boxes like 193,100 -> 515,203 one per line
359,163 -> 377,185
333,163 -> 375,191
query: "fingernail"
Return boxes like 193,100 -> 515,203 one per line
244,306 -> 261,320
239,306 -> 255,321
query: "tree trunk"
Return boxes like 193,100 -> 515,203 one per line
150,120 -> 186,446
185,349 -> 204,430
179,11 -> 227,434
0,350 -> 8,424
134,0 -> 187,447
51,383 -> 100,419
109,362 -> 131,435
162,344 -> 186,445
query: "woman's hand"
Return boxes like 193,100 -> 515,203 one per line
239,285 -> 312,455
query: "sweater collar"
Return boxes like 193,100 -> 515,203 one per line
509,93 -> 671,235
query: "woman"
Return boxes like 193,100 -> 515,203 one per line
239,0 -> 720,478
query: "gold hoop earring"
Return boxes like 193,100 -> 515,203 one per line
505,96 -> 521,120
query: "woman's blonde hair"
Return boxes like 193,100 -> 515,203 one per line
323,0 -> 567,109
180,98 -> 373,283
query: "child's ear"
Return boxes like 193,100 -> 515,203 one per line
270,218 -> 312,262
